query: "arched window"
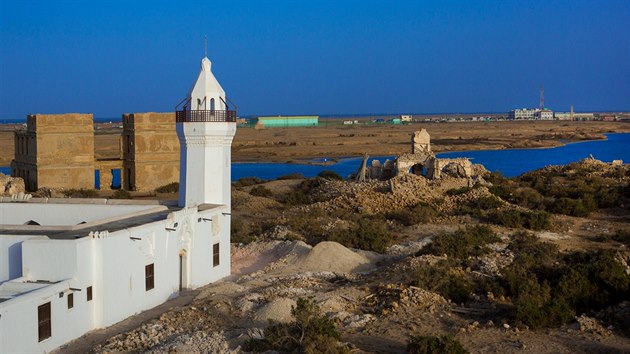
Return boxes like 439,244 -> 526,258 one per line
210,98 -> 215,111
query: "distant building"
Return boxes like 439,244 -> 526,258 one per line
122,113 -> 179,191
508,108 -> 554,120
400,115 -> 413,123
554,112 -> 595,121
11,113 -> 180,192
12,114 -> 95,191
252,115 -> 319,128
508,108 -> 537,120
535,109 -> 554,120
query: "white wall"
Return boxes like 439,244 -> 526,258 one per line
0,205 -> 231,353
0,235 -> 39,283
0,204 -> 160,226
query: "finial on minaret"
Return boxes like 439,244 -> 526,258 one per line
204,35 -> 208,58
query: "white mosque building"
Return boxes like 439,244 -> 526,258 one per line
0,55 -> 236,353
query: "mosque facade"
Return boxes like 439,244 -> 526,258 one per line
0,56 -> 235,353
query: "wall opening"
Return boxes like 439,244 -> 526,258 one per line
94,169 -> 101,190
111,169 -> 122,189
179,250 -> 188,291
38,302 -> 51,342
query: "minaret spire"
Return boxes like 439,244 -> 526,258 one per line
204,35 -> 208,58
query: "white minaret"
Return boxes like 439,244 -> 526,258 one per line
177,56 -> 236,208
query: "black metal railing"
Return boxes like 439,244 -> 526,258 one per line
176,110 -> 237,123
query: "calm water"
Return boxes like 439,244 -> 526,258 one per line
1,133 -> 628,180
232,133 -> 630,180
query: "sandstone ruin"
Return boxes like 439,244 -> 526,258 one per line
357,129 -> 476,181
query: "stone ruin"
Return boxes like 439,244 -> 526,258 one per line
356,129 -> 475,181
0,173 -> 25,197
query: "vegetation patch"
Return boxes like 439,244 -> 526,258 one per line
327,216 -> 392,253
419,225 -> 500,259
155,182 -> 179,193
386,202 -> 436,226
407,334 -> 468,354
63,189 -> 99,198
245,297 -> 348,353
249,185 -> 273,198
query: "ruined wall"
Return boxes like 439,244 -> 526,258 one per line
123,113 -> 179,191
12,114 -> 95,191
94,160 -> 124,190
412,129 -> 431,154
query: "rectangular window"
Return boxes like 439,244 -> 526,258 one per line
213,243 -> 220,267
38,302 -> 51,342
67,293 -> 74,309
145,264 -> 155,291
87,286 -> 93,301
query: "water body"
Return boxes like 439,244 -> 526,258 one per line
436,133 -> 629,177
233,133 -> 630,180
2,133 -> 628,181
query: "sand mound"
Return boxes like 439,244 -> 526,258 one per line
254,297 -> 297,324
296,241 -> 372,273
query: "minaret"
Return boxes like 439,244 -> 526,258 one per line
176,56 -> 236,208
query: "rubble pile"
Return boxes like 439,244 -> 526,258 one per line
0,173 -> 24,196
363,284 -> 449,316
93,306 -> 220,353
575,314 -> 612,337
310,175 -> 442,214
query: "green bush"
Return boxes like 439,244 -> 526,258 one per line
109,189 -> 132,199
414,260 -> 472,304
234,177 -> 266,188
407,334 -> 468,354
386,203 -> 436,226
612,229 -> 630,246
155,182 -> 179,193
279,178 -> 326,205
327,217 -> 392,253
445,187 -> 472,196
276,172 -> 305,180
490,232 -> 630,329
245,297 -> 347,353
419,225 -> 500,260
63,189 -> 99,198
318,170 -> 343,180
486,209 -> 550,230
231,218 -> 257,244
249,185 -> 273,198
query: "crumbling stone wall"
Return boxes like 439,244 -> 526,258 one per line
394,130 -> 474,180
11,114 -> 95,191
412,129 -> 431,154
123,113 -> 179,191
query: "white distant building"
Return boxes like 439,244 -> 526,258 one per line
0,55 -> 237,353
400,115 -> 413,123
508,108 -> 537,120
535,109 -> 554,120
508,108 -> 554,120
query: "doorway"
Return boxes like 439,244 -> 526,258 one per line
179,250 -> 188,291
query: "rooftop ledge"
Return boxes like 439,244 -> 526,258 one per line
176,109 -> 236,123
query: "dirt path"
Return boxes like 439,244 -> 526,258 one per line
52,290 -> 199,354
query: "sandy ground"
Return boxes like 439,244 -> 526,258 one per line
1,120 -> 629,165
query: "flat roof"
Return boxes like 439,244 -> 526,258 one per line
0,201 -> 225,240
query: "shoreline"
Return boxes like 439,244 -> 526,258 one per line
232,133 -> 615,164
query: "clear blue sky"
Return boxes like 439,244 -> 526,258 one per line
1,0 -> 628,118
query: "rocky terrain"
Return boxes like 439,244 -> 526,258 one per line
56,157 -> 630,353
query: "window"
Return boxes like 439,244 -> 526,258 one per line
38,302 -> 51,342
145,264 -> 155,291
67,293 -> 74,309
213,243 -> 220,267
87,286 -> 93,301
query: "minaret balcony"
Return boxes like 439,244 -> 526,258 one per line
176,109 -> 237,123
